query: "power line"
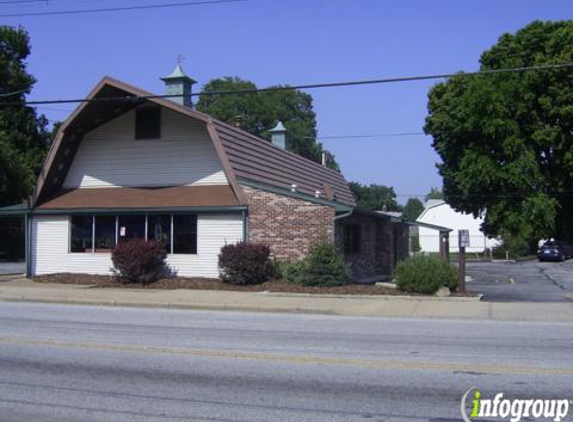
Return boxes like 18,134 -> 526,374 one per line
314,132 -> 426,140
0,0 -> 48,3
2,62 -> 573,107
0,0 -> 272,17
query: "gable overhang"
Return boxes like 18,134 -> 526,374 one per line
33,76 -> 245,208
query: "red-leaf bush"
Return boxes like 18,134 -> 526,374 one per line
218,242 -> 271,285
111,239 -> 167,285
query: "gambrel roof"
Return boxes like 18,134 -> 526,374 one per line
33,77 -> 356,208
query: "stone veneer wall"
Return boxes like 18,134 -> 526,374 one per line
242,185 -> 335,261
334,214 -> 396,280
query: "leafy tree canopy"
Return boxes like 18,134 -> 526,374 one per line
196,76 -> 339,171
349,182 -> 401,212
425,187 -> 444,202
402,197 -> 425,221
425,20 -> 573,246
0,26 -> 50,207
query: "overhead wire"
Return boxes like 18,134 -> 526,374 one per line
0,0 -> 273,17
2,62 -> 573,107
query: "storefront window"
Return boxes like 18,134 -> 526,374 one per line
118,215 -> 146,241
173,214 -> 197,254
147,214 -> 171,252
70,216 -> 93,253
94,215 -> 116,252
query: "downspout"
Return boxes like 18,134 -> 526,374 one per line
242,208 -> 248,243
24,211 -> 31,277
333,208 -> 354,243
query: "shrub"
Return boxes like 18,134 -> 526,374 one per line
285,243 -> 350,287
219,242 -> 271,285
395,255 -> 457,294
271,259 -> 294,280
111,239 -> 167,285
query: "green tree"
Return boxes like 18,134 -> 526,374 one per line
349,182 -> 401,212
425,187 -> 444,202
425,20 -> 573,247
196,76 -> 339,171
0,26 -> 50,206
402,197 -> 424,221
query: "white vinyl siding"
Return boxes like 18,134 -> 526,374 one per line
31,213 -> 243,278
63,108 -> 227,189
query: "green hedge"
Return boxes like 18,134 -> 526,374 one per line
395,255 -> 457,294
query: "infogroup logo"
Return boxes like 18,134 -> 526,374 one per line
461,387 -> 571,422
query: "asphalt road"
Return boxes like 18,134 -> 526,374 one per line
467,260 -> 573,302
0,302 -> 572,422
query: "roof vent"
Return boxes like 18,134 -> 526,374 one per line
270,121 -> 288,149
161,63 -> 197,108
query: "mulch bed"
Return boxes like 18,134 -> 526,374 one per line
32,273 -> 478,297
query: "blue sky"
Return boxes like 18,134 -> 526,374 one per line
3,0 -> 571,203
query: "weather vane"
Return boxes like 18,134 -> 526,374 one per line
176,54 -> 185,65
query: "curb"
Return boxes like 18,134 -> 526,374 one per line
256,291 -> 483,302
0,296 -> 340,316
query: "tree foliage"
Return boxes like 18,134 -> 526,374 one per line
402,197 -> 424,221
425,187 -> 444,202
425,20 -> 573,246
0,26 -> 50,207
349,182 -> 401,212
196,76 -> 339,171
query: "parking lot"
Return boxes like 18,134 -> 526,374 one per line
467,259 -> 573,302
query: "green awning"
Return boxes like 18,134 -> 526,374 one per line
0,203 -> 30,216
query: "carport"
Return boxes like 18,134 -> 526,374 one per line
409,221 -> 452,261
0,203 -> 29,276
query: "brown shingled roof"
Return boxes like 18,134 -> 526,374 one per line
212,120 -> 356,206
37,186 -> 239,210
33,77 -> 356,209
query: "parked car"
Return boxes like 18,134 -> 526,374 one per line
537,241 -> 573,262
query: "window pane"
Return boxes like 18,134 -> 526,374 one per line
118,215 -> 146,242
344,225 -> 361,254
173,214 -> 197,254
135,107 -> 161,140
70,216 -> 92,253
147,214 -> 171,252
95,215 -> 116,252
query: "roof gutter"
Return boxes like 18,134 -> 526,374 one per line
334,208 -> 354,221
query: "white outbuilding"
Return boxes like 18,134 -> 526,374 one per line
416,200 -> 500,253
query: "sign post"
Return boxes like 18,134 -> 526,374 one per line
458,230 -> 470,293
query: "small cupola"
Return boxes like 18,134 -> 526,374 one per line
161,64 -> 197,108
269,121 -> 288,149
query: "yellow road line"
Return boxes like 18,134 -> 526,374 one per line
0,336 -> 571,376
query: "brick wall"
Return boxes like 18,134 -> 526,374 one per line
242,185 -> 335,260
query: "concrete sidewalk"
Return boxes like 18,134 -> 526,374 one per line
0,277 -> 572,321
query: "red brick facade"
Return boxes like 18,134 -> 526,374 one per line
242,185 -> 335,260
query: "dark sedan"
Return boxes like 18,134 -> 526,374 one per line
537,241 -> 573,262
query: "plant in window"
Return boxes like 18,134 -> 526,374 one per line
218,242 -> 272,285
111,239 -> 167,285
